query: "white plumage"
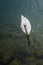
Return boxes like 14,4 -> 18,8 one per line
20,15 -> 31,35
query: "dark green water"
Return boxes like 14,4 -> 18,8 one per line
0,0 -> 43,65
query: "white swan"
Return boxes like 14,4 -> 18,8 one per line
20,15 -> 31,35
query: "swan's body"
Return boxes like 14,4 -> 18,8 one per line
20,15 -> 31,47
20,15 -> 31,35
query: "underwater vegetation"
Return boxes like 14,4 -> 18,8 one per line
0,32 -> 43,65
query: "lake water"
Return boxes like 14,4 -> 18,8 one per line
0,0 -> 43,48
